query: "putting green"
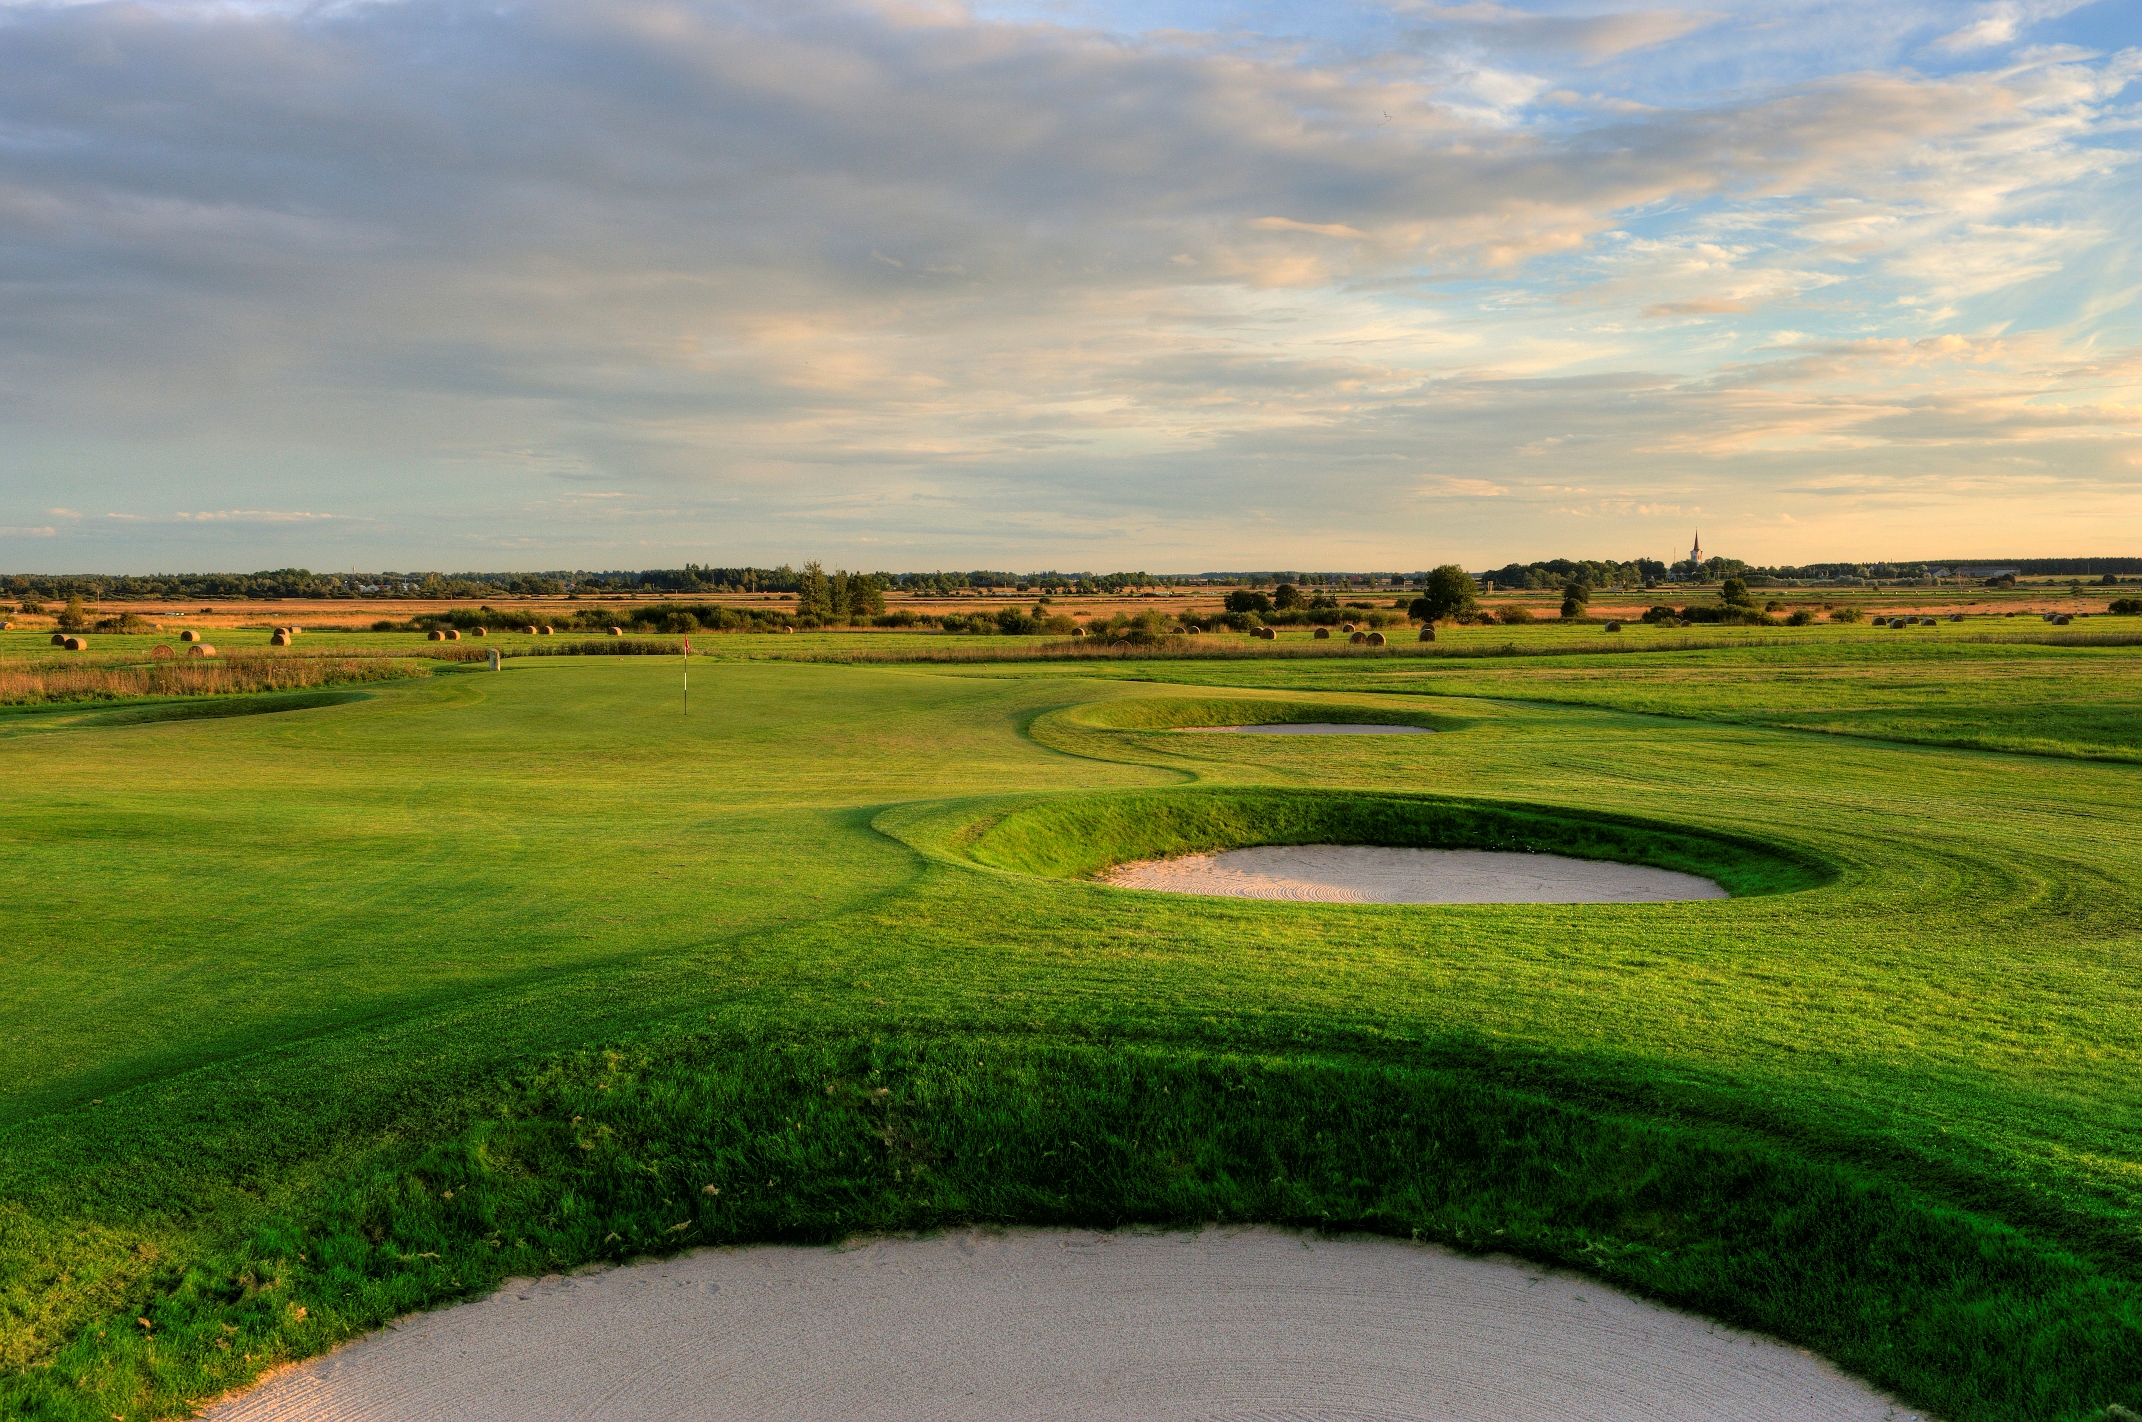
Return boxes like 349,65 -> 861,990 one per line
0,647 -> 2137,1421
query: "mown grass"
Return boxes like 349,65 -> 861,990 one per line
0,651 -> 2137,1419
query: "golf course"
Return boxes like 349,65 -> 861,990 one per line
2,626 -> 2138,1420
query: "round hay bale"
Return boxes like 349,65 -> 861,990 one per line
190,643 -> 217,658
271,631 -> 292,646
1949,613 -> 1963,622
1604,620 -> 1623,632
50,632 -> 66,645
2054,614 -> 2072,625
1366,631 -> 1386,646
524,625 -> 538,634
1112,639 -> 1131,650
180,628 -> 201,642
426,630 -> 444,642
1349,630 -> 1367,645
539,626 -> 553,635
609,626 -> 624,636
1341,622 -> 1355,634
1313,627 -> 1330,640
783,625 -> 795,634
472,627 -> 487,637
1184,626 -> 1199,636
63,636 -> 86,651
288,626 -> 301,637
444,628 -> 461,641
1071,626 -> 1087,637
1418,627 -> 1435,642
151,643 -> 175,659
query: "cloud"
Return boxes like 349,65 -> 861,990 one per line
0,0 -> 2132,568
1398,3 -> 1721,63
1930,0 -> 2096,53
172,510 -> 346,522
0,525 -> 57,537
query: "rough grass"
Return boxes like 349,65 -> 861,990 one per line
0,652 -> 2137,1419
0,655 -> 430,706
12,1035 -> 2138,1422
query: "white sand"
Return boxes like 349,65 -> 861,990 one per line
1102,845 -> 1727,904
1183,722 -> 1433,734
206,1227 -> 1911,1422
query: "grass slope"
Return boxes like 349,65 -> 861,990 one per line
0,651 -> 2136,1418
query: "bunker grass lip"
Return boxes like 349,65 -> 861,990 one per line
958,786 -> 1832,901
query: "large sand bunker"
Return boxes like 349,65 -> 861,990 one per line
1184,721 -> 1432,734
1103,845 -> 1727,903
207,1227 -> 1904,1422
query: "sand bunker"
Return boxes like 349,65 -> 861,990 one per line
207,1227 -> 1905,1422
1184,721 -> 1433,734
1103,845 -> 1726,903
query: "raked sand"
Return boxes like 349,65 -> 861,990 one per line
205,1227 -> 1912,1422
1102,845 -> 1728,904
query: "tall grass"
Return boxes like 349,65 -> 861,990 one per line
0,656 -> 430,707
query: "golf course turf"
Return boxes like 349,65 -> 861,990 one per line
2,632 -> 2138,1419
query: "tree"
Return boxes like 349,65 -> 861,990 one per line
1720,577 -> 1753,607
1225,589 -> 1272,615
1272,583 -> 1302,610
1409,565 -> 1477,623
54,594 -> 91,632
799,561 -> 830,620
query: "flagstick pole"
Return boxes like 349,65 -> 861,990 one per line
683,638 -> 689,716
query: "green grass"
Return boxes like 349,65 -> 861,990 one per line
0,647 -> 2138,1418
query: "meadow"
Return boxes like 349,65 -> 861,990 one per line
0,628 -> 2137,1419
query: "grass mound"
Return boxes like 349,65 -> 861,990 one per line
1058,695 -> 1455,733
962,787 -> 1829,899
11,1034 -> 2138,1422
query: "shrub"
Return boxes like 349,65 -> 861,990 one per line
1496,605 -> 1534,625
1641,605 -> 1679,625
1787,609 -> 1816,626
54,595 -> 91,632
2110,598 -> 2142,616
1225,589 -> 1272,615
1829,607 -> 1865,623
1721,577 -> 1754,608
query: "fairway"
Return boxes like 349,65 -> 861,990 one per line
3,640 -> 2139,1421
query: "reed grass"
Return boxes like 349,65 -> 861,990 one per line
0,656 -> 430,706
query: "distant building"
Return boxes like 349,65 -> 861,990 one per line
1931,565 -> 2021,580
1689,529 -> 1703,566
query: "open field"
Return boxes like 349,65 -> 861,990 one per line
0,637 -> 2138,1419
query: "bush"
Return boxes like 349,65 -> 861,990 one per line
1225,589 -> 1272,615
2110,598 -> 2142,616
1829,607 -> 1865,623
1496,605 -> 1534,625
1641,605 -> 1679,625
1559,597 -> 1585,620
1787,609 -> 1816,626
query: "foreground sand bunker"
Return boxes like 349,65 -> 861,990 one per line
1104,845 -> 1728,904
1184,721 -> 1433,734
208,1228 -> 1901,1422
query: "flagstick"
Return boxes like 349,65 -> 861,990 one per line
683,637 -> 689,716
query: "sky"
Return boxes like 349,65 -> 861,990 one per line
0,0 -> 2137,574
